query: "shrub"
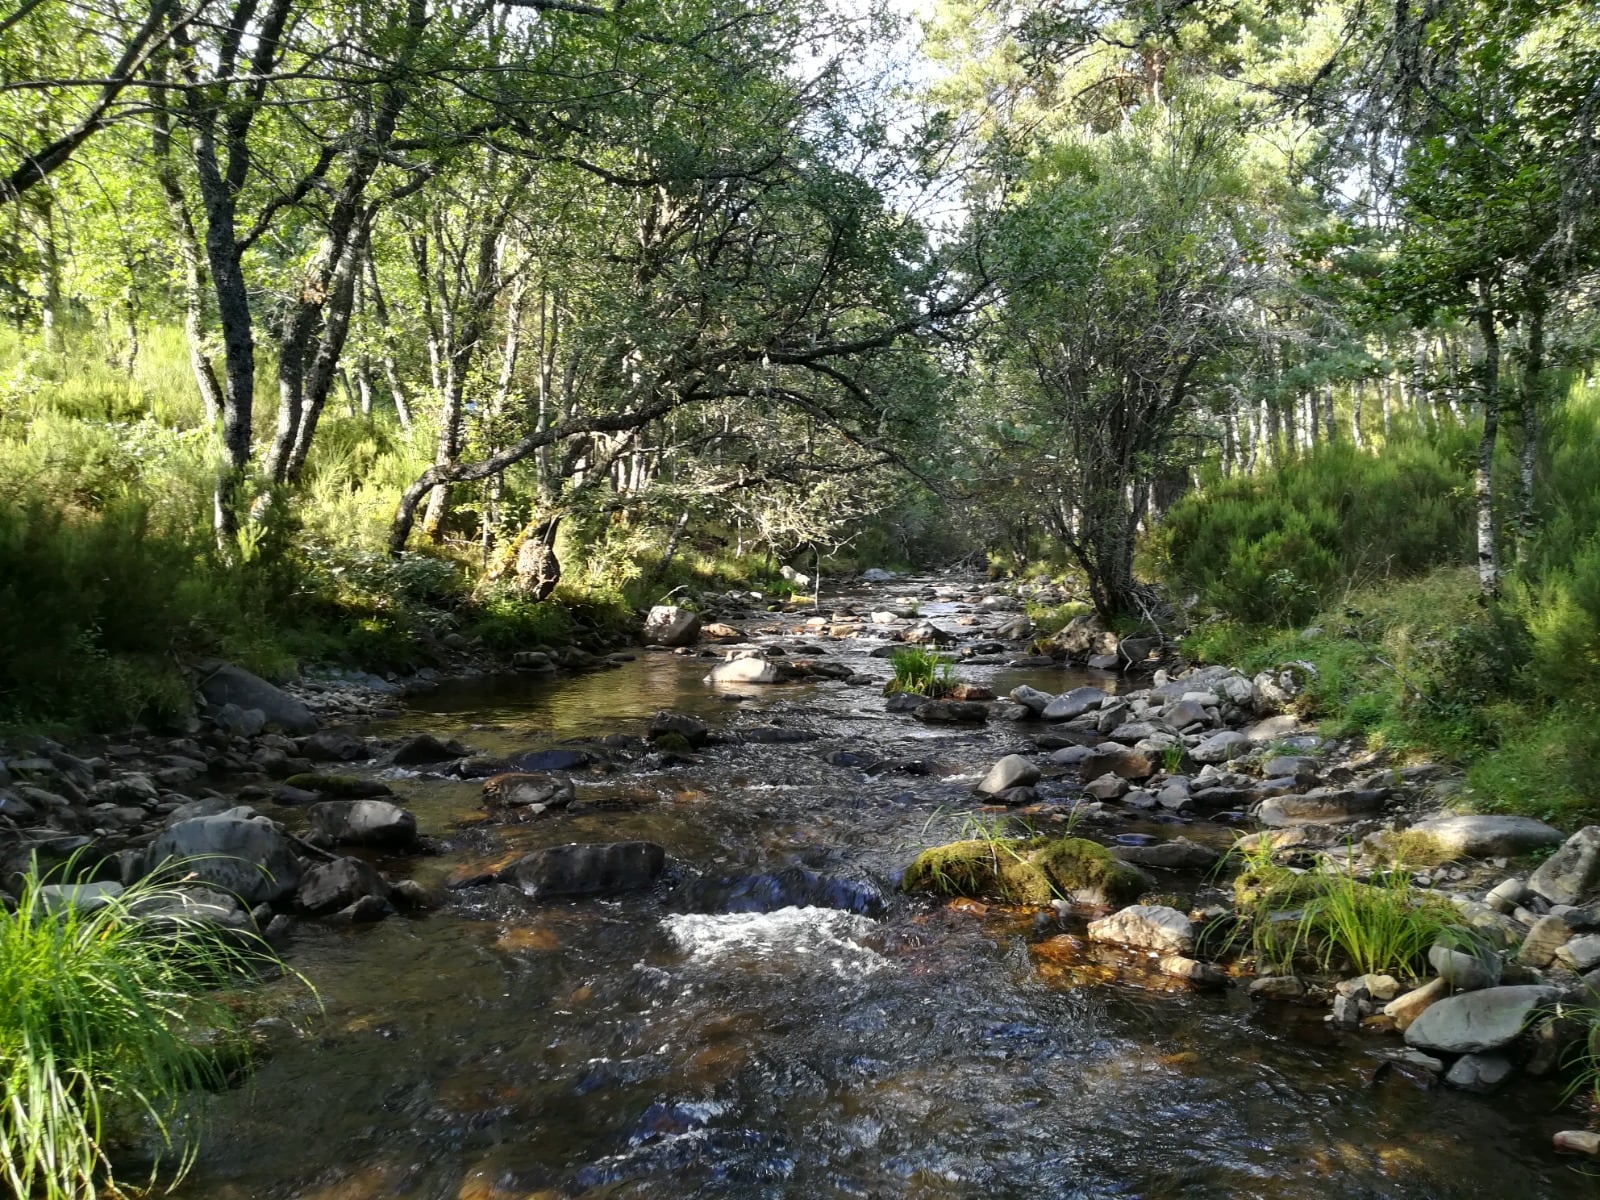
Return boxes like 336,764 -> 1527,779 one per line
1159,432 -> 1472,624
0,859 -> 281,1199
885,645 -> 959,697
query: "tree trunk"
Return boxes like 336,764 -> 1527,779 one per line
1474,285 -> 1501,599
1518,302 -> 1545,550
1351,380 -> 1365,449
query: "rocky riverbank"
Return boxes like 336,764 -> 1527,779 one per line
4,568 -> 1599,1167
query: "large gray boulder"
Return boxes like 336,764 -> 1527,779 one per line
138,810 -> 302,905
1530,826 -> 1600,906
308,800 -> 418,848
1403,984 -> 1560,1054
643,606 -> 702,647
1042,687 -> 1105,722
977,754 -> 1040,797
503,841 -> 666,901
197,662 -> 318,734
1403,814 -> 1565,859
1087,904 -> 1195,955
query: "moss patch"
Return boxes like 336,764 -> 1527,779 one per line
902,836 -> 1145,906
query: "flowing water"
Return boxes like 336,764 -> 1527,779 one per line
174,584 -> 1595,1200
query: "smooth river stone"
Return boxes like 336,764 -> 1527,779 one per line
1403,985 -> 1561,1054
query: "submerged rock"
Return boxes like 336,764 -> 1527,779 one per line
902,836 -> 1146,907
503,841 -> 667,901
308,799 -> 418,848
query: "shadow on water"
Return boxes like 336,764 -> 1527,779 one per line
174,618 -> 1595,1200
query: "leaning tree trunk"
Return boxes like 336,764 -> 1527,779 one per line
1474,284 -> 1501,600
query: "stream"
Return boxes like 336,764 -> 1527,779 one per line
173,579 -> 1595,1200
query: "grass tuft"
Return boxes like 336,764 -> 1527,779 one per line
0,856 -> 289,1199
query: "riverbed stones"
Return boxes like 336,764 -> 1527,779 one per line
643,606 -> 703,647
1529,826 -> 1600,905
1248,975 -> 1305,1000
1486,878 -> 1529,914
1159,955 -> 1228,987
1382,978 -> 1449,1031
1255,788 -> 1386,827
1517,915 -> 1573,967
706,657 -> 782,685
138,810 -> 302,905
977,754 -> 1040,796
391,733 -> 469,766
1555,1131 -> 1600,1156
1088,904 -> 1195,956
1111,837 -> 1220,871
197,662 -> 319,734
503,840 -> 666,901
1402,814 -> 1565,860
308,799 -> 418,848
1445,1051 -> 1516,1094
912,700 -> 990,724
1555,933 -> 1600,972
1190,731 -> 1250,765
483,772 -> 575,812
1403,984 -> 1561,1054
1079,746 -> 1155,782
1428,943 -> 1502,991
38,880 -> 125,914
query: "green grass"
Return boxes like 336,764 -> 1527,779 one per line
1230,847 -> 1467,978
0,857 -> 287,1199
885,645 -> 959,697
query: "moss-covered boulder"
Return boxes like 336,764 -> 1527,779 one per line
902,836 -> 1146,906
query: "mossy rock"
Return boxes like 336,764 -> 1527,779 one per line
651,732 -> 694,754
902,836 -> 1145,907
1232,867 -> 1325,909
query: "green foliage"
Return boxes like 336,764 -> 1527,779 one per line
1234,853 -> 1465,978
1160,432 -> 1473,624
468,591 -> 575,651
0,859 -> 280,1199
885,646 -> 959,697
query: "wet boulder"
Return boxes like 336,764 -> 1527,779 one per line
511,748 -> 593,772
138,810 -> 302,905
296,856 -> 393,917
1009,685 -> 1054,716
643,606 -> 703,647
197,662 -> 318,734
1111,837 -> 1220,871
649,711 -> 710,748
482,772 -> 576,813
503,841 -> 667,901
912,700 -> 990,724
1087,904 -> 1195,956
300,731 -> 370,762
391,733 -> 470,766
308,799 -> 418,849
977,754 -> 1040,797
281,773 -> 393,799
705,658 -> 783,685
678,865 -> 887,917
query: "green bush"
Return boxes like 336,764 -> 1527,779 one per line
1160,432 -> 1472,624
